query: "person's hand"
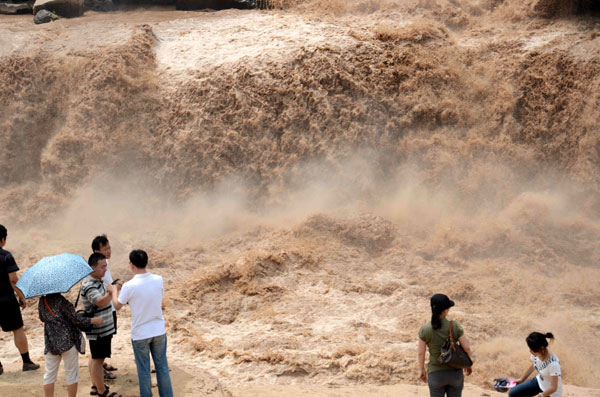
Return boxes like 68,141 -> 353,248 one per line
419,369 -> 427,383
18,297 -> 26,309
515,378 -> 524,385
91,317 -> 104,325
106,284 -> 116,294
465,367 -> 472,376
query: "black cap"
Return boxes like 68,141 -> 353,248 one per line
430,294 -> 454,313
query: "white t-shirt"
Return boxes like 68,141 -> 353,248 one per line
101,259 -> 115,312
118,272 -> 166,341
532,353 -> 563,396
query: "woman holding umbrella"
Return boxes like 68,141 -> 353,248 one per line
15,253 -> 105,397
39,293 -> 103,397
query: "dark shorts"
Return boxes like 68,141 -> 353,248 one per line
89,335 -> 112,359
112,310 -> 117,335
0,298 -> 24,332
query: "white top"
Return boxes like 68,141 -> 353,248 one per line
101,259 -> 115,312
532,353 -> 563,396
118,272 -> 166,341
101,259 -> 114,284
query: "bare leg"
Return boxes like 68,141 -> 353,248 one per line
89,358 -> 106,394
66,383 -> 78,397
13,327 -> 28,354
43,383 -> 54,397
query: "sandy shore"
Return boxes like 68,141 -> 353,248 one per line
2,356 -> 600,397
1,323 -> 599,397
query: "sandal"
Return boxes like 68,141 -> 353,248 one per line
90,384 -> 109,396
103,362 -> 118,371
103,369 -> 117,380
98,388 -> 123,397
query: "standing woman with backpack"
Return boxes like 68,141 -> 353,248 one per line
509,332 -> 562,397
418,294 -> 473,397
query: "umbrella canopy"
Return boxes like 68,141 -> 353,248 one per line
16,253 -> 93,298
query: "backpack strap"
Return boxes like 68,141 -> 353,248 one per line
43,296 -> 57,319
74,285 -> 82,309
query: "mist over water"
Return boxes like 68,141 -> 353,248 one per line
1,0 -> 599,392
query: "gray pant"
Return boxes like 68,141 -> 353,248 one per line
428,369 -> 464,397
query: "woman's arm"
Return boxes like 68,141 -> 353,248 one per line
458,334 -> 473,358
458,334 -> 473,375
418,338 -> 427,382
61,299 -> 104,327
538,375 -> 558,396
516,364 -> 535,384
60,298 -> 93,329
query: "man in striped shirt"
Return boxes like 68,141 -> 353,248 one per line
91,234 -> 120,380
81,253 -> 115,397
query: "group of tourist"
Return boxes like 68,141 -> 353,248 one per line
1,222 -> 564,397
0,225 -> 173,397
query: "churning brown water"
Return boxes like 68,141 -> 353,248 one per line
0,0 -> 599,395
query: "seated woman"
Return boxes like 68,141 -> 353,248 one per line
39,293 -> 103,397
509,332 -> 562,397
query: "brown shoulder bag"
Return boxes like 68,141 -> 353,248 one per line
438,320 -> 473,368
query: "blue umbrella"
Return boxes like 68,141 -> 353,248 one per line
16,253 -> 93,298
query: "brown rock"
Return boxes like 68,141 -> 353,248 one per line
0,1 -> 33,14
33,0 -> 83,17
175,0 -> 254,11
532,0 -> 597,17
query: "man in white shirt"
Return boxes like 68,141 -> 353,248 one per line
110,249 -> 173,397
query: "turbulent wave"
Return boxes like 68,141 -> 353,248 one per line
2,14 -> 599,221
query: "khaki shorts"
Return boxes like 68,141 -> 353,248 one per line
43,346 -> 80,385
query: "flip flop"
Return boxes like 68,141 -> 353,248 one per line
103,363 -> 118,371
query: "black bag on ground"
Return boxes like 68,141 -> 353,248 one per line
439,320 -> 473,368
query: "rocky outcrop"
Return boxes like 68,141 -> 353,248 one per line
175,0 -> 254,10
34,8 -> 59,23
533,0 -> 600,16
83,0 -> 114,11
0,1 -> 33,14
33,0 -> 83,17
